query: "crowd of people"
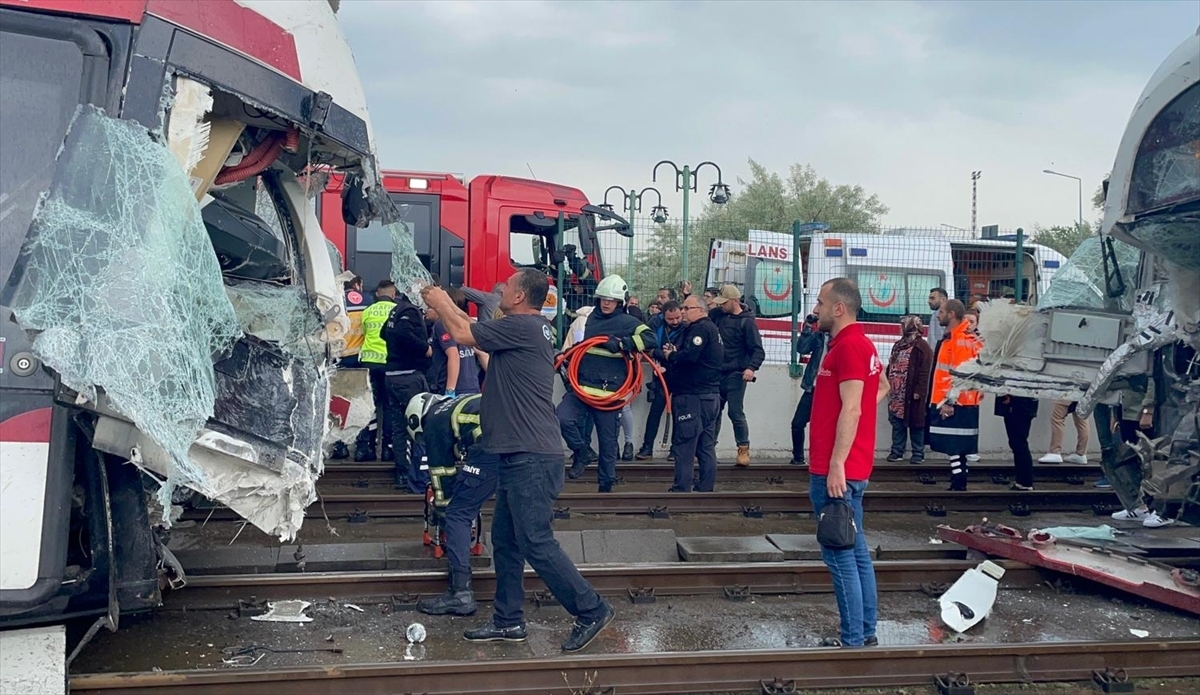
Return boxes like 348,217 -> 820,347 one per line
327,265 -> 1170,653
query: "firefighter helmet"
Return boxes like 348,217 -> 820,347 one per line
406,392 -> 446,441
595,274 -> 628,302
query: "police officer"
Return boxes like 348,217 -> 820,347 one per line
354,280 -> 399,462
663,295 -> 723,492
407,392 -> 498,617
558,275 -> 656,492
382,287 -> 434,492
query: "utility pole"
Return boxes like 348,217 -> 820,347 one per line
971,171 -> 981,237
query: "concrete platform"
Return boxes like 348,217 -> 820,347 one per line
765,534 -> 823,560
677,536 -> 784,563
581,529 -> 678,563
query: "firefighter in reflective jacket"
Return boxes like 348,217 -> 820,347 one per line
353,280 -> 398,462
557,274 -> 656,491
406,392 -> 497,617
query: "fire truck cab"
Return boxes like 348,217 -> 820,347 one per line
320,171 -> 631,313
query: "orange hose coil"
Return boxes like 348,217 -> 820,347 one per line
555,335 -> 671,413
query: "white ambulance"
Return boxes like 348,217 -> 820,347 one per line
706,229 -> 1066,362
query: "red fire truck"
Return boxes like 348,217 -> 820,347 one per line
319,170 -> 631,308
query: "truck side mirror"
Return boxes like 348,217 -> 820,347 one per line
582,204 -> 632,238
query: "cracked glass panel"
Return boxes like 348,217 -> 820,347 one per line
225,281 -> 323,361
1037,236 -> 1143,312
389,218 -> 433,302
1128,83 -> 1200,215
8,105 -> 241,488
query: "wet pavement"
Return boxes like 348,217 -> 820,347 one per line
71,586 -> 1200,675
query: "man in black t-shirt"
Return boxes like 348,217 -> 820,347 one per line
422,270 -> 615,654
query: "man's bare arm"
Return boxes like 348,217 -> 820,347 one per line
876,377 -> 890,405
830,380 -> 865,472
422,287 -> 478,347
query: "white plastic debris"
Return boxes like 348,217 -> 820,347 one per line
343,603 -> 364,613
1130,628 -> 1150,638
250,600 -> 313,623
406,622 -> 427,644
939,560 -> 1006,633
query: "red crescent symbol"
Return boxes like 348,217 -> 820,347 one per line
868,288 -> 897,308
762,279 -> 790,301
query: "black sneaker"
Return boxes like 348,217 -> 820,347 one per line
885,454 -> 904,462
463,619 -> 527,642
790,458 -> 806,466
598,483 -> 613,493
864,636 -> 879,647
621,443 -> 634,461
634,448 -> 654,460
561,602 -> 615,652
567,452 -> 588,480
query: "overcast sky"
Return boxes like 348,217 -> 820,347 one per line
339,0 -> 1197,231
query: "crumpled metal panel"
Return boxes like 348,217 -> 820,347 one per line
7,105 -> 240,507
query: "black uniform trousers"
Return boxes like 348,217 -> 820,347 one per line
790,389 -> 814,462
640,384 -> 670,454
558,392 -> 619,488
443,452 -> 499,572
385,371 -> 430,492
670,393 -> 720,492
355,367 -> 388,456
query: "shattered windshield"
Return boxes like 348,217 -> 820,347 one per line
7,106 -> 241,505
1128,83 -> 1200,215
1038,235 -> 1143,312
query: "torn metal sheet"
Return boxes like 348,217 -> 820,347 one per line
325,368 -> 372,451
6,105 -> 241,505
93,416 -> 315,541
937,524 -> 1200,616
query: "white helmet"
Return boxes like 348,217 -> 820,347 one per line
405,392 -> 446,440
595,274 -> 628,301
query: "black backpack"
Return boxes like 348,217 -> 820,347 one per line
817,498 -> 858,550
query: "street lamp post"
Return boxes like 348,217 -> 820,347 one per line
603,185 -> 666,281
652,161 -> 731,282
1043,169 -> 1084,230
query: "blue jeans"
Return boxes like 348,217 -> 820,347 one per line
809,475 -> 877,646
491,452 -> 605,627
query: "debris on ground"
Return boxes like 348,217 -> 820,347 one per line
939,560 -> 1005,632
250,600 -> 313,623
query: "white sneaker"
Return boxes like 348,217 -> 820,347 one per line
1039,453 -> 1063,464
966,454 -> 981,462
1143,512 -> 1176,528
1064,453 -> 1089,465
1111,507 -> 1149,521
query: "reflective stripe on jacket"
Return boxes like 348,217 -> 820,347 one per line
931,321 -> 982,407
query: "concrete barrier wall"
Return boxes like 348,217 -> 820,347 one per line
554,364 -> 1100,460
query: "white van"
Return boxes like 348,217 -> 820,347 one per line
706,230 -> 1066,362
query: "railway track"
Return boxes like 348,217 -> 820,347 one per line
188,487 -> 1122,521
320,460 -> 1103,487
70,639 -> 1200,694
164,559 -> 1045,608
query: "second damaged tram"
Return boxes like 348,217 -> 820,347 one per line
0,0 -> 391,688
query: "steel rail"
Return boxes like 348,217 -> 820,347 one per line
188,488 -> 1121,521
320,461 -> 1102,487
70,639 -> 1200,695
164,559 -> 1044,608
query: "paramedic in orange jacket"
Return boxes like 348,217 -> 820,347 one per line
927,298 -> 982,491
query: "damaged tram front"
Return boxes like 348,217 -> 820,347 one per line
953,28 -> 1200,526
0,0 -> 391,667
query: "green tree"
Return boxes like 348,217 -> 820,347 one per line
699,159 -> 890,237
1033,222 -> 1096,257
627,159 -> 890,293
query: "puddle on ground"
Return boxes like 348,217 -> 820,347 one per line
70,587 -> 1200,676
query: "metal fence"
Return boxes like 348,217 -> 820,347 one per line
595,219 -> 1050,366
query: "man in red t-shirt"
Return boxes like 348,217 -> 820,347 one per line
808,277 -> 889,648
